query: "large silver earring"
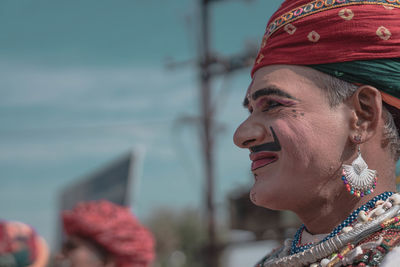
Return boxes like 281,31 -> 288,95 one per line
341,138 -> 377,198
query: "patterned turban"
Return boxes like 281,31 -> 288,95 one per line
252,0 -> 400,112
0,221 -> 49,267
62,200 -> 155,267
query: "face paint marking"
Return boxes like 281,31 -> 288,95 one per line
301,113 -> 305,116
292,109 -> 296,113
250,127 -> 281,153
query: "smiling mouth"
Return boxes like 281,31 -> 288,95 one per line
250,152 -> 278,171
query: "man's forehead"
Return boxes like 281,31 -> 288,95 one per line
246,65 -> 326,95
243,79 -> 254,108
242,66 -> 326,108
245,79 -> 254,98
246,66 -> 285,98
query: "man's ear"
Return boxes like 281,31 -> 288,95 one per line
348,85 -> 382,142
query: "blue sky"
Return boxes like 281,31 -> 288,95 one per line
1,0 -> 399,250
0,0 -> 285,248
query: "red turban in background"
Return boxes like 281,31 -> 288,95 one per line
0,221 -> 48,267
62,200 -> 155,267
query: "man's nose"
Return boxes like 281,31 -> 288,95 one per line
233,118 -> 266,149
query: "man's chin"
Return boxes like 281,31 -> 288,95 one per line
250,186 -> 287,210
250,187 -> 277,209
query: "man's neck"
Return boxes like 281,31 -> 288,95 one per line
295,187 -> 395,235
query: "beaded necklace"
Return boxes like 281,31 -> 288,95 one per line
290,191 -> 394,255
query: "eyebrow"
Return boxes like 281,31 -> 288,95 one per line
242,86 -> 297,108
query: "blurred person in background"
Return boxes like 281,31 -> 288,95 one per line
54,200 -> 155,267
233,0 -> 400,266
0,220 -> 49,267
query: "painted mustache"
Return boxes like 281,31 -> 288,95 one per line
250,127 -> 281,153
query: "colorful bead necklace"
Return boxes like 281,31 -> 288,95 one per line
290,191 -> 394,255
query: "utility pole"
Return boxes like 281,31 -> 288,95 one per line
199,0 -> 217,266
167,1 -> 258,266
197,0 -> 257,266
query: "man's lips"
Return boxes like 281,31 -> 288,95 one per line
249,152 -> 278,171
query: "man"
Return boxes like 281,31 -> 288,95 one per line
233,0 -> 400,266
55,200 -> 155,267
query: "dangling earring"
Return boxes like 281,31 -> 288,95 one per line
341,136 -> 377,197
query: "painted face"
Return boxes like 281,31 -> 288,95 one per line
233,65 -> 351,211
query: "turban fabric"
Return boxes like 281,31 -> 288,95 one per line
0,221 -> 48,267
251,0 -> 400,112
62,200 -> 155,267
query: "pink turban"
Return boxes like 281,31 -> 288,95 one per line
62,200 -> 155,267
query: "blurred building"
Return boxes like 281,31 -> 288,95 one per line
228,188 -> 301,241
221,188 -> 301,267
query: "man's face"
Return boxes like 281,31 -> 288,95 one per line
55,237 -> 114,267
233,65 -> 351,211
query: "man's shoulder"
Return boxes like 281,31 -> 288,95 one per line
344,219 -> 400,266
253,219 -> 400,266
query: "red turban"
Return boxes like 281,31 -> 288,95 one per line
251,0 -> 400,108
62,200 -> 155,267
252,0 -> 400,73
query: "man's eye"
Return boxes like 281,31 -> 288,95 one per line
262,100 -> 283,112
